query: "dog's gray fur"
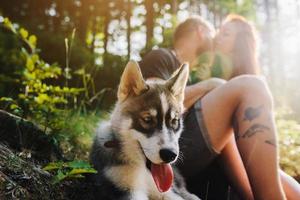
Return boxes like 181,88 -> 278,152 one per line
90,61 -> 200,200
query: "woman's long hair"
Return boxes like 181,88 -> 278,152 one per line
224,14 -> 260,77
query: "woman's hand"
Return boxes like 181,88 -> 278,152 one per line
201,77 -> 227,91
184,78 -> 226,110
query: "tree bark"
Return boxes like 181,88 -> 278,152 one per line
126,0 -> 132,61
145,0 -> 155,51
103,4 -> 110,66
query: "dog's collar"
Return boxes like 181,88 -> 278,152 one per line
103,129 -> 121,148
104,139 -> 120,148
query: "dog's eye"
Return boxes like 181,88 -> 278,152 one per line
142,116 -> 153,124
171,118 -> 179,129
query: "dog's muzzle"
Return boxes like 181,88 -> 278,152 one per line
159,148 -> 177,163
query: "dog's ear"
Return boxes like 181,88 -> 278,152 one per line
166,63 -> 189,103
118,61 -> 148,102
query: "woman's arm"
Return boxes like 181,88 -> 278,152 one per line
184,78 -> 227,110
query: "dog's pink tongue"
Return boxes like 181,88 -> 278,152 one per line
150,163 -> 173,193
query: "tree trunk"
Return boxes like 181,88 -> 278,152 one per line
103,5 -> 110,66
145,0 -> 155,51
126,0 -> 132,61
171,0 -> 178,15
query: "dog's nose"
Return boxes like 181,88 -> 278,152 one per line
159,149 -> 177,163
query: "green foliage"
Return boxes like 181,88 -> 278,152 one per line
43,160 -> 97,184
0,17 -> 110,163
0,97 -> 22,115
0,17 -> 83,132
0,28 -> 24,99
56,110 -> 105,160
211,0 -> 256,20
38,31 -> 95,76
160,14 -> 177,49
276,108 -> 300,177
190,52 -> 216,83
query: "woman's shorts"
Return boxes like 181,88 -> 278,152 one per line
176,99 -> 220,179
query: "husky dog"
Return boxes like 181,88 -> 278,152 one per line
90,61 -> 200,200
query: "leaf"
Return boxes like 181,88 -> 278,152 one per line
18,94 -> 26,99
68,160 -> 92,169
19,28 -> 29,39
32,54 -> 39,61
10,104 -> 19,110
68,168 -> 97,175
44,160 -> 97,184
67,174 -> 85,179
26,57 -> 34,71
43,162 -> 64,171
0,97 -> 14,102
53,170 -> 67,184
70,88 -> 85,94
28,35 -> 37,49
3,18 -> 15,32
74,68 -> 85,75
35,94 -> 50,104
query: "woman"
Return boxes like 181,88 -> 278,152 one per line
214,14 -> 259,79
212,14 -> 300,200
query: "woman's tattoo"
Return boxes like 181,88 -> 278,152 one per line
242,123 -> 270,138
265,139 -> 277,147
243,105 -> 263,122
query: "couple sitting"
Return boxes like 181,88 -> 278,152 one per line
139,14 -> 300,200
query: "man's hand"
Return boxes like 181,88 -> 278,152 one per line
184,78 -> 226,110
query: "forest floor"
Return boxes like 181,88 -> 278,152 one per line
0,110 -> 98,200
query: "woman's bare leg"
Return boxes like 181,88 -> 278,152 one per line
280,170 -> 300,200
221,135 -> 300,200
220,135 -> 254,200
200,75 -> 285,200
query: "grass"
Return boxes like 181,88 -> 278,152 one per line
55,110 -> 109,160
277,118 -> 300,179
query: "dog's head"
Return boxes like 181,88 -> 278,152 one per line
112,60 -> 189,166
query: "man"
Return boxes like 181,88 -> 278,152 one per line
139,16 -> 286,200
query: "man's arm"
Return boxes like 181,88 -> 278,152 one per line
184,78 -> 227,110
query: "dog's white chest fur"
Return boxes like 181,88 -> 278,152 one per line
104,164 -> 185,200
104,164 -> 162,200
